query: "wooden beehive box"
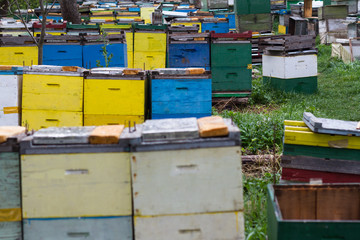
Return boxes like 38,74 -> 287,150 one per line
267,184 -> 360,240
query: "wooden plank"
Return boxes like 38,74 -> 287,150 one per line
304,0 -> 313,18
0,127 -> 26,144
316,187 -> 360,220
134,211 -> 244,240
89,125 -> 125,144
275,187 -> 316,220
0,152 -> 20,210
21,152 -> 131,218
0,221 -> 22,239
131,146 -> 243,216
197,116 -> 229,137
281,155 -> 360,175
281,168 -> 360,183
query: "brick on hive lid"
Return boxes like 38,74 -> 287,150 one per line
186,68 -> 205,75
0,65 -> 21,70
197,116 -> 229,138
61,66 -> 80,72
0,126 -> 26,144
89,125 -> 125,144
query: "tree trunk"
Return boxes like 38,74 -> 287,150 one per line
0,0 -> 9,17
59,0 -> 81,24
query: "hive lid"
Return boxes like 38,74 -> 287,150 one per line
32,126 -> 96,145
142,118 -> 199,141
303,112 -> 360,136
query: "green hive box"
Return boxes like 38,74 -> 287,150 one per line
267,183 -> 360,240
211,41 -> 252,93
236,13 -> 272,32
263,76 -> 317,94
235,0 -> 271,15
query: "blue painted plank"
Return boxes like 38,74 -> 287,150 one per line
151,78 -> 212,102
0,152 -> 20,209
83,43 -> 127,68
168,43 -> 210,68
43,45 -> 83,67
201,22 -> 230,33
23,216 -> 132,240
152,113 -> 210,119
152,101 -> 212,115
0,221 -> 22,240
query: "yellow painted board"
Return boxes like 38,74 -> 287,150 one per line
125,31 -> 133,52
0,46 -> 38,66
22,74 -> 83,111
127,51 -> 134,68
171,22 -> 202,33
284,120 -> 307,127
115,16 -> 142,21
140,7 -> 155,24
84,114 -> 144,127
33,32 -> 66,36
22,110 -> 83,130
90,16 -> 115,21
284,128 -> 360,150
278,25 -> 287,35
84,79 -> 145,115
285,126 -> 312,132
134,32 -> 167,52
134,51 -> 166,70
0,208 -> 21,222
21,153 -> 132,218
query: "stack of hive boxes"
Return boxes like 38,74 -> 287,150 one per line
0,66 -> 23,126
21,66 -> 85,130
90,9 -> 115,21
149,68 -> 211,119
0,35 -> 38,66
261,35 -> 318,94
210,32 -> 252,99
131,117 -> 244,239
133,24 -> 167,70
84,68 -> 146,126
234,0 -> 272,33
0,18 -> 33,36
21,125 -> 134,239
0,126 -> 26,239
167,32 -> 210,69
282,112 -> 360,183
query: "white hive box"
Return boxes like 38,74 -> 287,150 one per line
263,54 -> 318,79
0,67 -> 22,126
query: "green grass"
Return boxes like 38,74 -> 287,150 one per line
216,44 -> 360,239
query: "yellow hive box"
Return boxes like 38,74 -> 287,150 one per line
134,51 -> 166,69
90,16 -> 115,21
278,24 -> 287,34
22,110 -> 83,130
140,7 -> 155,24
22,74 -> 83,111
284,120 -> 360,150
21,153 -> 132,218
33,32 -> 66,36
0,46 -> 38,66
116,16 -> 142,21
84,114 -> 144,127
134,32 -> 166,52
171,22 -> 202,33
84,78 -> 145,115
